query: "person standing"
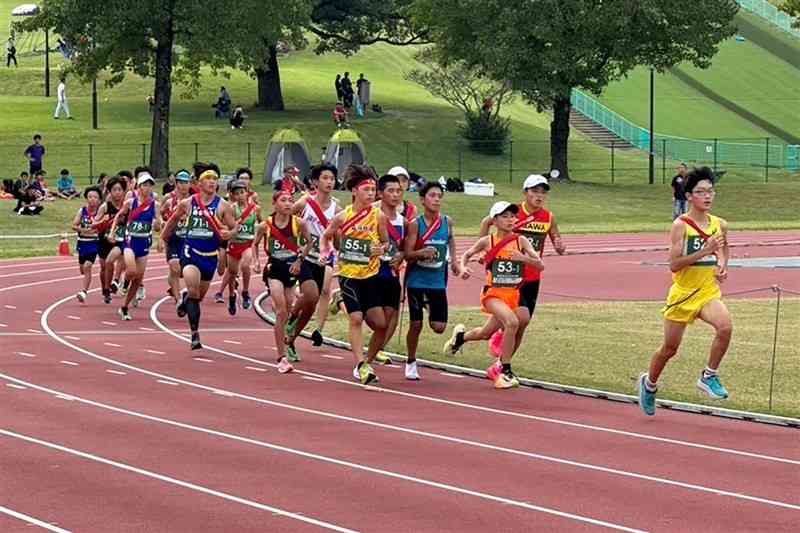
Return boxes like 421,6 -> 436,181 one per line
23,135 -> 45,175
671,163 -> 689,220
335,74 -> 343,102
6,37 -> 17,67
356,73 -> 370,116
341,72 -> 354,108
54,77 -> 73,119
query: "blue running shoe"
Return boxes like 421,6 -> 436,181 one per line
637,373 -> 657,416
697,373 -> 729,399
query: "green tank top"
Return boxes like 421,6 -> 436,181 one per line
232,204 -> 257,243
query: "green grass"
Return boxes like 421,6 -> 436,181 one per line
318,299 -> 800,418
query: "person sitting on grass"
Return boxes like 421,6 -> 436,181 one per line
333,102 -> 349,129
230,104 -> 246,129
57,168 -> 80,199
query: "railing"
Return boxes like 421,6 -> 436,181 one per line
737,0 -> 800,39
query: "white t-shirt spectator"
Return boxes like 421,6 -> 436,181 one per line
57,82 -> 66,102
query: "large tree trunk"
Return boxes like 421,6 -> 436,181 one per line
550,94 -> 572,181
149,23 -> 174,180
256,44 -> 284,111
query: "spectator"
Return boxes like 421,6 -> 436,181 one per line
335,74 -> 343,102
230,104 -> 246,129
341,71 -> 354,108
213,86 -> 231,118
6,36 -> 17,67
356,73 -> 370,116
671,163 -> 689,220
57,168 -> 80,199
273,166 -> 304,193
146,95 -> 155,113
24,134 -> 45,174
54,76 -> 73,119
96,173 -> 110,191
162,171 -> 176,195
333,102 -> 349,129
33,171 -> 55,201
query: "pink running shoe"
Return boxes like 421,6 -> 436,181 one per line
486,360 -> 502,381
489,329 -> 504,358
277,356 -> 294,374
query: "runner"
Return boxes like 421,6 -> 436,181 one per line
444,173 -> 566,366
71,186 -> 103,303
235,166 -> 260,205
121,167 -> 153,302
96,176 -> 127,304
401,181 -> 461,380
160,169 -> 192,311
285,164 -> 342,356
321,165 -> 390,385
161,164 -> 237,350
224,179 -> 262,314
253,189 -> 313,373
387,166 -> 418,222
109,172 -> 162,320
457,201 -> 543,389
638,167 -> 731,416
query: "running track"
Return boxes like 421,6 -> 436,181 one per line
1,235 -> 799,532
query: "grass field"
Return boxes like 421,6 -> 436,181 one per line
318,299 -> 800,418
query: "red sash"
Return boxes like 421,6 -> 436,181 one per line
194,193 -> 224,238
266,218 -> 300,253
680,215 -> 711,240
414,215 -> 442,250
128,196 -> 153,222
340,206 -> 372,236
236,202 -> 258,225
307,197 -> 331,228
386,222 -> 403,245
483,234 -> 518,269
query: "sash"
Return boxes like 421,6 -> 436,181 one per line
266,218 -> 300,254
128,196 -> 154,223
162,192 -> 177,221
484,234 -> 519,269
194,193 -> 223,238
414,215 -> 442,250
306,197 -> 330,228
386,222 -> 403,245
340,206 -> 372,236
680,215 -> 711,240
236,202 -> 258,225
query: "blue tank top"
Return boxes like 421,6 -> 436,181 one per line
406,214 -> 449,289
78,206 -> 99,242
378,211 -> 405,279
126,195 -> 156,239
184,195 -> 222,253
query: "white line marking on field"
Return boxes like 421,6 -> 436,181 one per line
156,380 -> 179,386
0,505 -> 71,533
101,321 -> 116,326
55,394 -> 75,401
65,335 -> 80,341
265,346 -> 277,351
16,352 -> 36,358
213,390 -> 234,397
0,323 -> 7,327
302,376 -> 326,382
223,339 -> 242,345
67,315 -> 81,320
440,372 -> 466,378
193,357 -> 214,363
321,354 -> 343,360
4,305 -> 17,310
146,349 -> 165,355
245,366 -> 267,372
0,429 -> 356,533
60,361 -> 79,366
103,342 -> 121,348
6,383 -> 27,390
139,327 -> 155,331
27,328 -> 42,333
106,370 -> 127,376
35,310 -> 43,314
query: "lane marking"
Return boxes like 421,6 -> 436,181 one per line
146,350 -> 165,355
0,323 -> 6,327
0,265 -> 80,278
101,321 -> 116,327
6,383 -> 27,390
0,505 -> 71,533
0,429 -> 357,533
156,380 -> 179,386
106,370 -> 127,376
193,357 -> 214,363
35,310 -> 43,314
213,390 -> 235,397
223,340 -> 242,345
138,326 -> 155,331
66,316 -> 81,321
440,372 -> 466,378
60,361 -> 79,366
321,354 -> 344,360
5,304 -> 17,309
302,376 -> 326,382
245,366 -> 268,372
16,352 -> 37,358
103,342 -> 122,348
65,336 -> 81,341
27,328 -> 43,333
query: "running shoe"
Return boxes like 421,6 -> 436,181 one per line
637,373 -> 657,416
76,290 -> 87,303
286,342 -> 301,362
374,351 -> 393,365
329,288 -> 343,316
110,279 -> 119,294
405,361 -> 420,380
697,373 -> 729,400
486,360 -> 502,381
277,356 -> 294,374
137,285 -> 146,302
103,291 -> 112,305
228,294 -> 237,316
443,323 -> 466,355
241,292 -> 252,310
352,365 -> 360,380
118,307 -> 132,321
214,291 -> 224,304
358,361 -> 378,385
494,371 -> 519,390
311,328 -> 324,347
285,315 -> 298,339
176,291 -> 188,318
191,332 -> 202,350
120,284 -> 128,297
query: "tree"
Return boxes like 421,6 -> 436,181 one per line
405,48 -> 513,153
784,0 -> 800,28
414,0 -> 738,180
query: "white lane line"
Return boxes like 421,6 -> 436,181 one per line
0,429 -> 357,533
213,390 -> 235,397
0,323 -> 7,327
67,315 -> 81,321
16,352 -> 36,358
138,327 -> 155,331
302,376 -> 326,382
65,335 -> 81,341
223,340 -> 242,345
193,357 -> 214,363
245,366 -> 267,372
0,378 -> 646,532
320,354 -> 344,360
6,383 -> 27,390
156,380 -> 179,386
5,304 -> 17,309
0,505 -> 71,533
55,395 -> 75,401
106,370 -> 127,376
0,264 -> 168,294
103,342 -> 122,348
35,310 -> 43,314
101,321 -> 116,327
440,372 -> 466,379
27,328 -> 43,333
0,265 -> 82,278
60,361 -> 79,366
146,350 -> 165,355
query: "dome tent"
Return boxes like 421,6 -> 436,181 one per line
263,128 -> 312,185
324,129 -> 366,178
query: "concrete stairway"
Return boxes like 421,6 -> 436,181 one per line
569,110 -> 636,150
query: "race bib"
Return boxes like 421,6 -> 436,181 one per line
340,236 -> 372,264
491,259 -> 523,287
417,243 -> 447,269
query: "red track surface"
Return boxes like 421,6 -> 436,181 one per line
1,233 -> 799,532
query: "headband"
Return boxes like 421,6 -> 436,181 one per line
199,170 -> 219,181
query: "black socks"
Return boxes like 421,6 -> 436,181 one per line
186,297 -> 201,333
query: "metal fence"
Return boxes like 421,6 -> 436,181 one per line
737,0 -> 800,39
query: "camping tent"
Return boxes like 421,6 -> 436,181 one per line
263,129 -> 312,185
11,4 -> 47,56
324,129 -> 366,178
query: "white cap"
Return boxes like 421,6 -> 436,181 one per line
137,173 -> 155,185
522,174 -> 550,191
387,166 -> 409,178
488,201 -> 519,218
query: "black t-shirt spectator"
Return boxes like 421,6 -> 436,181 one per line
162,181 -> 175,195
671,174 -> 686,200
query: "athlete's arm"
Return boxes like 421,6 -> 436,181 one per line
478,215 -> 493,238
668,220 -> 720,272
255,205 -> 263,223
292,219 -> 314,275
321,211 -> 344,256
70,208 -> 82,233
402,218 -> 421,260
459,236 -> 490,279
512,236 -> 545,271
153,201 -> 164,251
90,203 -> 108,230
217,199 -> 236,241
160,197 -> 189,241
447,217 -> 462,276
109,199 -> 132,240
716,218 -> 730,282
291,195 -> 308,215
372,212 -> 390,257
548,216 -> 566,255
159,196 -> 172,221
252,222 -> 266,273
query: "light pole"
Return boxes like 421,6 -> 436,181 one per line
44,28 -> 50,97
648,68 -> 655,185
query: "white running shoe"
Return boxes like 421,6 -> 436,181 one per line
405,361 -> 420,380
277,357 -> 294,374
352,365 -> 360,380
76,290 -> 87,303
136,285 -> 146,302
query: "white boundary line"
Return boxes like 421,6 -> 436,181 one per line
0,265 -> 86,279
0,373 -> 648,532
0,505 -> 71,533
0,429 -> 357,533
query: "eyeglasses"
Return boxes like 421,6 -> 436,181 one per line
692,189 -> 716,196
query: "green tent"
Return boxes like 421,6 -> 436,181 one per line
263,128 -> 312,184
324,129 -> 366,177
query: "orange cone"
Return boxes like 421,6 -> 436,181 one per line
58,234 -> 71,256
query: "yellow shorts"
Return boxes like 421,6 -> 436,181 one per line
662,283 -> 721,324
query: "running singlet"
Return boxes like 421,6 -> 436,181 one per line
379,211 -> 404,278
184,195 -> 222,254
265,215 -> 301,262
127,196 -> 155,239
515,205 -> 551,282
104,201 -> 126,243
673,215 -> 721,290
77,206 -> 99,243
406,214 -> 449,289
338,205 -> 380,280
485,235 -> 524,288
300,195 -> 338,265
232,203 -> 257,244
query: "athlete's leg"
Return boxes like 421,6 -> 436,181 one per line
512,307 -> 531,352
406,320 -> 423,363
648,320 -> 688,383
315,265 -> 334,331
226,255 -> 241,314
80,260 -> 93,292
289,279 -> 320,343
348,310 -> 366,365
364,306 -> 387,364
125,255 -> 148,308
104,246 -> 121,292
698,299 -> 733,371
379,306 -> 399,350
121,249 -> 139,308
482,298 -> 519,363
240,247 -> 253,296
167,259 -> 182,303
269,278 -> 289,358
